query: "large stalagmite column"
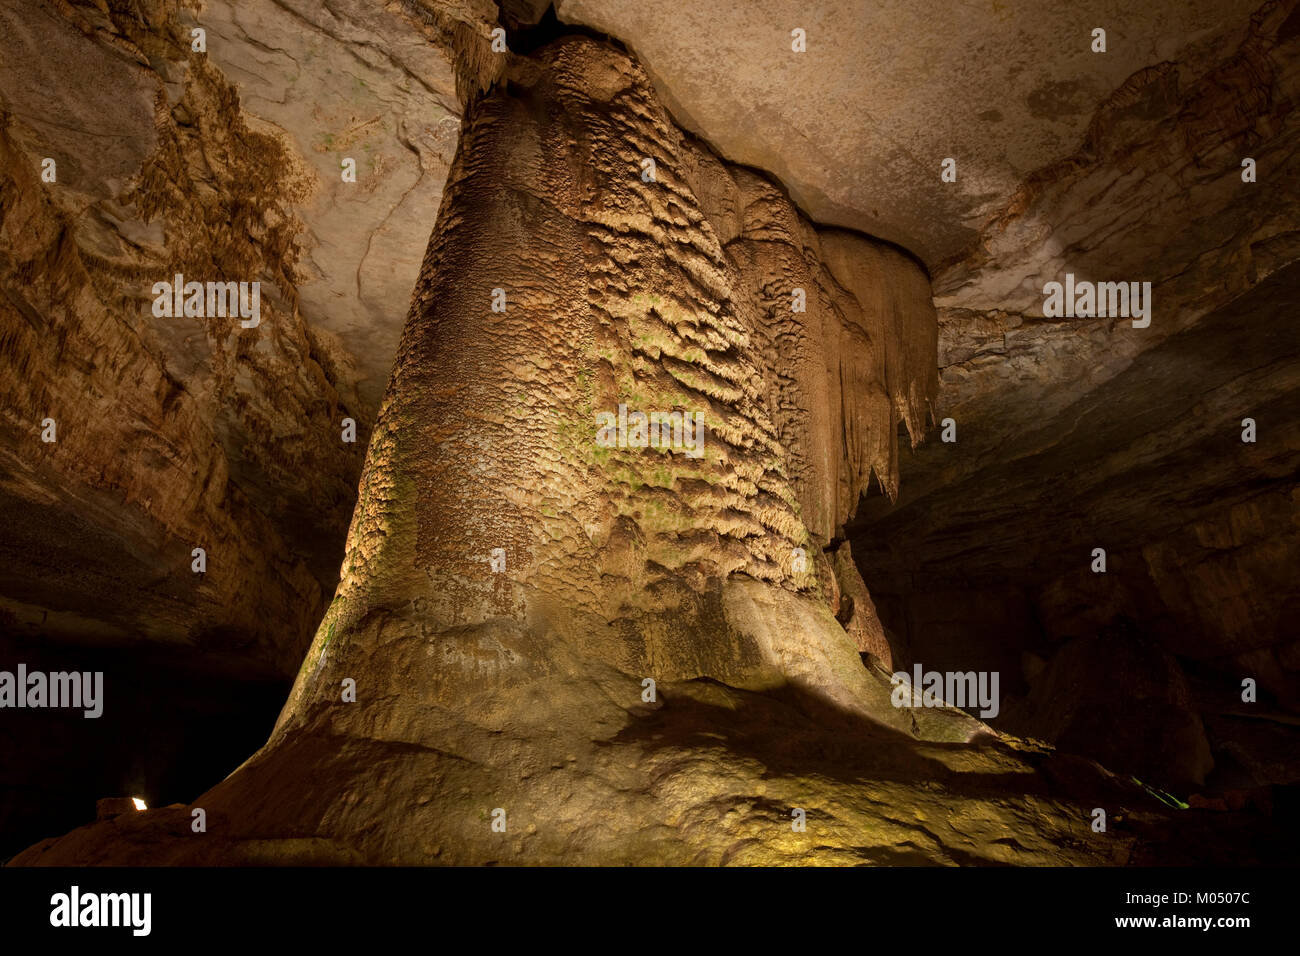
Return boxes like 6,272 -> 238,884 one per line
23,36 -> 1045,868
275,35 -> 944,734
221,36 -> 978,859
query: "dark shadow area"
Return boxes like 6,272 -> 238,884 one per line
850,261 -> 1300,810
497,3 -> 619,54
0,631 -> 288,862
609,677 -> 1300,866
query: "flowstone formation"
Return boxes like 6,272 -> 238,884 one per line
301,34 -> 943,717
16,35 -> 1189,867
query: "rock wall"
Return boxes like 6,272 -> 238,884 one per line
851,0 -> 1300,796
0,0 -> 481,676
0,53 -> 345,678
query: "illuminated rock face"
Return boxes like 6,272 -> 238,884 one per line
281,35 -> 940,729
0,0 -> 417,679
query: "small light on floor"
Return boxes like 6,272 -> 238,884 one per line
132,797 -> 147,811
